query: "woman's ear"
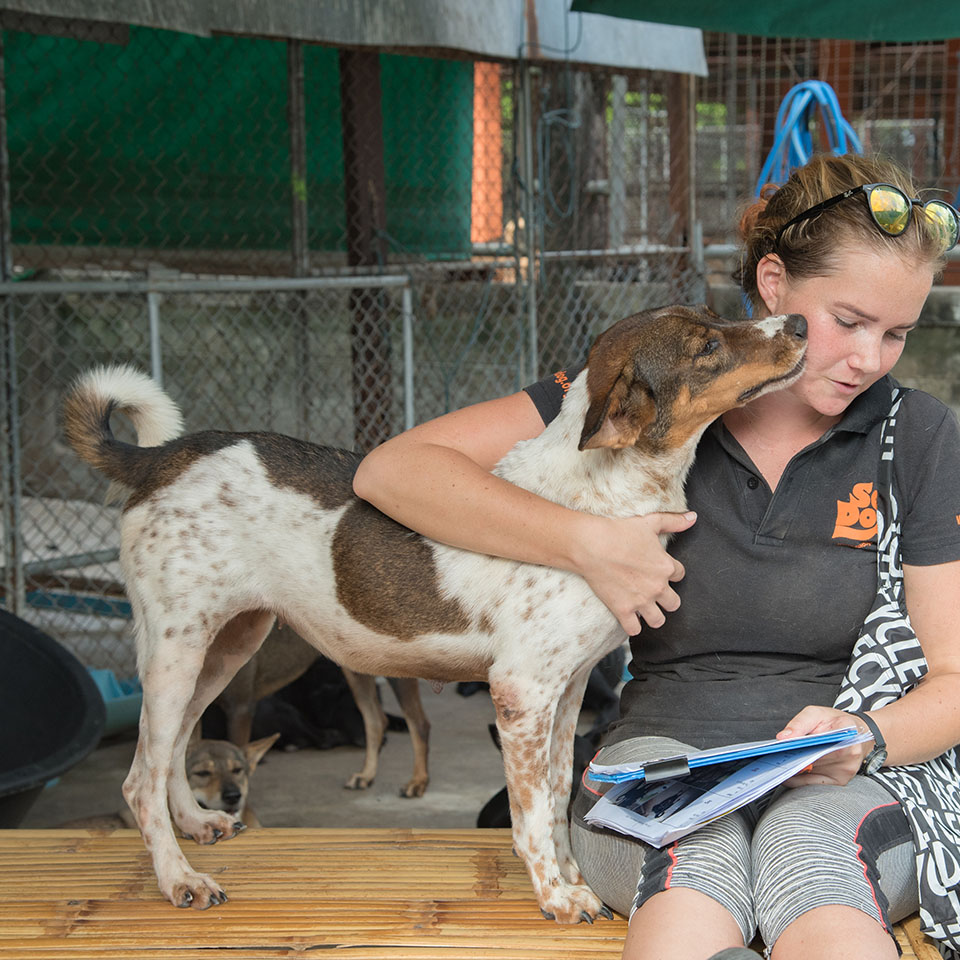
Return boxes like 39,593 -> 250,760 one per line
756,253 -> 788,315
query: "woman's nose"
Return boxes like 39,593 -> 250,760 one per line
849,336 -> 883,374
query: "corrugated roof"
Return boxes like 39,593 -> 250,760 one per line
0,0 -> 707,75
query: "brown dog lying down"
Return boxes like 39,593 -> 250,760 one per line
61,734 -> 279,832
215,622 -> 431,797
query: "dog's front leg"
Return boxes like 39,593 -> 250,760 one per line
548,665 -> 594,886
490,677 -> 606,924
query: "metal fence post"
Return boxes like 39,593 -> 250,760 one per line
148,290 -> 163,386
402,282 -> 414,431
287,39 -> 311,435
609,76 -> 627,249
0,32 -> 24,615
519,59 -> 539,383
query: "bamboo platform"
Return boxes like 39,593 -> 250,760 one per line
0,828 -> 940,959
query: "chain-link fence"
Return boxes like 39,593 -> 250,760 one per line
2,13 -> 960,677
1,273 -> 529,676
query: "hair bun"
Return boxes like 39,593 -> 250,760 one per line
738,182 -> 782,239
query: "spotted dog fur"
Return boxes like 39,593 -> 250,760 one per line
62,304 -> 806,923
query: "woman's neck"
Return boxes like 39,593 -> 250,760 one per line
722,391 -> 842,489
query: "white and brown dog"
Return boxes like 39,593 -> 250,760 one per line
62,304 -> 806,923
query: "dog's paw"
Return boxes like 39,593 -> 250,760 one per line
557,853 -> 585,886
539,882 -> 610,925
179,811 -> 245,845
344,773 -> 373,790
399,777 -> 429,798
168,873 -> 228,910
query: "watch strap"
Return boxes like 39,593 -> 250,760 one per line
847,710 -> 886,750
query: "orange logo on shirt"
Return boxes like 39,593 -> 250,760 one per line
833,482 -> 878,543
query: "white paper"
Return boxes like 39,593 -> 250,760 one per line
584,732 -> 872,847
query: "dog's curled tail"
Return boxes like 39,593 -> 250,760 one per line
63,365 -> 184,497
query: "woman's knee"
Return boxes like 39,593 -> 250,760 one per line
571,819 -> 644,917
656,811 -> 756,943
752,781 -> 914,947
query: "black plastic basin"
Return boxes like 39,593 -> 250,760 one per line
0,609 -> 106,827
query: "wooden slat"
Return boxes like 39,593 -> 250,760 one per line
898,913 -> 943,960
0,828 -> 941,959
0,829 -> 627,959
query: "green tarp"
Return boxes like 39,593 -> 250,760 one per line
5,26 -> 474,255
570,0 -> 960,42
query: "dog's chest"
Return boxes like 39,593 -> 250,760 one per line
494,387 -> 689,519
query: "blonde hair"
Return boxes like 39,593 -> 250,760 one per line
735,153 -> 946,315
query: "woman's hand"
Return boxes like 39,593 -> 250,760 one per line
775,705 -> 872,787
571,511 -> 696,635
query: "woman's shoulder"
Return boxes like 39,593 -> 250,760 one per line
891,380 -> 960,490
890,384 -> 960,562
896,382 -> 960,436
524,362 -> 586,425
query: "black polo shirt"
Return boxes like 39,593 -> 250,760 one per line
525,370 -> 960,749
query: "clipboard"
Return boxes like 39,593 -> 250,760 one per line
583,726 -> 873,847
588,726 -> 866,784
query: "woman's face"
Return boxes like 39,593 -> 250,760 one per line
759,246 -> 934,418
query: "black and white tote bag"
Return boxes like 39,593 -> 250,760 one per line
834,388 -> 960,959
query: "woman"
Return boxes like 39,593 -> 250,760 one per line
353,154 -> 960,960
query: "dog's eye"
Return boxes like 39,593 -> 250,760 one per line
695,339 -> 720,357
190,770 -> 211,779
232,767 -> 245,775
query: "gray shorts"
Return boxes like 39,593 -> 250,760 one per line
570,737 -> 917,952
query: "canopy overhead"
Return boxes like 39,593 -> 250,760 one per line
1,0 -> 706,75
569,0 -> 960,43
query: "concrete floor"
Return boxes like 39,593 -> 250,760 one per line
20,681 -> 513,831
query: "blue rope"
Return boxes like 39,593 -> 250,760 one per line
754,80 -> 862,194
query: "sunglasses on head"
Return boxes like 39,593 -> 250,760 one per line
774,182 -> 960,253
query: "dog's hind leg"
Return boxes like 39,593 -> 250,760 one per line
166,610 -> 276,843
124,617 -> 231,910
489,672 -> 605,924
341,668 -> 388,790
387,677 -> 430,798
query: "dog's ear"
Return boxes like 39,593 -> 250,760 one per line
579,367 -> 656,450
187,722 -> 203,754
244,732 -> 281,772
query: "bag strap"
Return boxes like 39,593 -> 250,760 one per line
875,386 -> 910,592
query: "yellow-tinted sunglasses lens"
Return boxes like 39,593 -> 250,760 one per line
867,186 -> 911,236
921,200 -> 960,252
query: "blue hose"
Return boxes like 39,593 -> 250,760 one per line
742,81 -> 862,316
754,80 -> 862,194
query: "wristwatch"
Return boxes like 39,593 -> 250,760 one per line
848,710 -> 887,775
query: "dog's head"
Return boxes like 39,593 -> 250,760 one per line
579,304 -> 807,452
186,734 -> 279,816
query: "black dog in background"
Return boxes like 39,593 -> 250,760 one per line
202,655 -> 383,750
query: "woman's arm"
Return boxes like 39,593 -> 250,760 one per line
352,390 -> 696,634
779,558 -> 960,784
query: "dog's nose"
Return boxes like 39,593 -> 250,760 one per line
786,314 -> 807,340
221,785 -> 242,806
